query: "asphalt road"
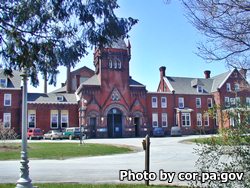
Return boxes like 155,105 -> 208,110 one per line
0,135 -> 208,186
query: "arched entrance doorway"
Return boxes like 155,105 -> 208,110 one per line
107,108 -> 123,138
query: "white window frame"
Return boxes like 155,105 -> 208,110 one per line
50,110 -> 58,129
4,94 -> 11,106
161,97 -> 167,108
181,113 -> 191,127
207,98 -> 213,108
152,97 -> 158,108
0,78 -> 7,88
28,110 -> 36,128
226,83 -> 231,92
61,110 -> 69,128
162,113 -> 168,127
236,97 -> 241,106
178,97 -> 184,109
230,98 -> 236,105
57,96 -> 64,102
197,113 -> 202,127
234,83 -> 240,92
204,113 -> 209,126
225,97 -> 230,107
3,113 -> 11,128
196,98 -> 201,108
197,85 -> 203,93
152,113 -> 158,127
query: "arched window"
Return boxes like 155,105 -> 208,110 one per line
117,59 -> 122,69
109,60 -> 112,68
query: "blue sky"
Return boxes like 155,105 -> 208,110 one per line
29,0 -> 228,93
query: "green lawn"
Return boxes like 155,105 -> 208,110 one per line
184,135 -> 250,145
0,183 -> 186,188
0,142 -> 133,160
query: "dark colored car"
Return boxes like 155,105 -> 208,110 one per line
152,127 -> 165,137
27,128 -> 44,140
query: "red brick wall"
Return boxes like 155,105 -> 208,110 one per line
28,103 -> 79,133
0,89 -> 22,134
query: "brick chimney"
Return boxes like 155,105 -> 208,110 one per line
66,66 -> 71,93
204,70 -> 211,79
159,66 -> 166,79
76,74 -> 80,89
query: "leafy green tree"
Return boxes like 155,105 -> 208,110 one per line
182,0 -> 250,72
192,105 -> 250,187
0,0 -> 137,86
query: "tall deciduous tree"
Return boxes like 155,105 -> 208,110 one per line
0,0 -> 137,86
182,0 -> 250,71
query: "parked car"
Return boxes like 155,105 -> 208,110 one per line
44,130 -> 64,140
27,128 -> 44,140
63,127 -> 82,140
152,127 -> 165,137
170,126 -> 182,136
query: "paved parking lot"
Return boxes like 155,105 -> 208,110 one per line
0,135 -> 209,186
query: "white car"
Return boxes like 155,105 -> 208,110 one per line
44,130 -> 64,140
170,126 -> 182,136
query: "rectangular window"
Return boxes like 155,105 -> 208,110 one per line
181,113 -> 191,127
204,113 -> 209,126
196,98 -> 201,108
28,110 -> 36,128
197,113 -> 202,126
197,85 -> 203,93
4,94 -> 11,106
246,97 -> 250,107
226,83 -> 231,92
230,98 -> 236,105
225,97 -> 230,107
3,113 -> 11,128
208,98 -> 213,108
230,116 -> 235,127
162,113 -> 168,127
152,97 -> 158,108
0,78 -> 7,88
152,113 -> 158,127
50,110 -> 58,128
234,83 -> 240,91
61,110 -> 69,128
161,97 -> 167,108
178,97 -> 184,109
236,97 -> 241,106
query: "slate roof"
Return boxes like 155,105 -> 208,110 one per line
164,70 -> 233,95
0,69 -> 22,88
27,93 -> 77,104
81,75 -> 100,86
129,77 -> 145,87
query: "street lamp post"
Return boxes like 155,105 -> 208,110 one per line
16,68 -> 33,188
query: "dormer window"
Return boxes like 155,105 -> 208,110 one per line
0,78 -> 7,88
57,96 -> 64,102
197,85 -> 203,93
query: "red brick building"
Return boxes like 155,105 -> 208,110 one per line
0,39 -> 249,137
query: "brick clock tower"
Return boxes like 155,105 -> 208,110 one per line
78,39 -> 149,138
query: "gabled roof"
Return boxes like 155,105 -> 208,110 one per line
211,70 -> 232,92
162,69 -> 245,95
165,76 -> 213,95
27,93 -> 77,104
0,69 -> 22,88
